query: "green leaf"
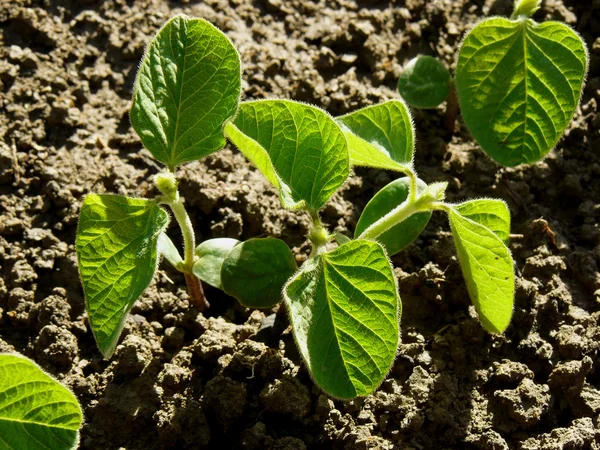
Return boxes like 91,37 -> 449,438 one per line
225,100 -> 349,211
355,177 -> 431,256
158,232 -> 183,269
454,199 -> 511,242
131,15 -> 241,168
192,238 -> 240,290
284,240 -> 399,399
448,208 -> 514,333
397,55 -> 451,109
456,17 -> 588,166
76,194 -> 169,358
221,237 -> 297,308
337,100 -> 414,171
0,353 -> 82,450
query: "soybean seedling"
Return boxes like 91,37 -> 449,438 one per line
76,16 -> 299,358
0,353 -> 83,450
225,97 -> 515,399
398,0 -> 588,166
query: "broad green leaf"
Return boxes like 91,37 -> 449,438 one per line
284,240 -> 399,399
0,353 -> 82,450
456,17 -> 588,166
158,232 -> 183,269
192,238 -> 240,290
448,208 -> 514,333
221,238 -> 296,308
131,15 -> 241,168
225,100 -> 349,211
397,55 -> 451,109
355,177 -> 431,256
454,199 -> 511,242
337,100 -> 414,171
76,194 -> 169,358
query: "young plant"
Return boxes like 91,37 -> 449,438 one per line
397,0 -> 588,166
75,16 -> 296,358
0,353 -> 83,450
225,97 -> 515,398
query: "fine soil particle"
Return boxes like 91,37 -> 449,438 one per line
1,0 -> 600,448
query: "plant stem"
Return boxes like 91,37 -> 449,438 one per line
359,177 -> 446,241
359,197 -> 421,241
308,211 -> 329,258
156,172 -> 209,311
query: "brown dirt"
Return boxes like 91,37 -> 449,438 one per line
1,0 -> 600,448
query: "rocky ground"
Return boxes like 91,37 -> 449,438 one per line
1,0 -> 600,448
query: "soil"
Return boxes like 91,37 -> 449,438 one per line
1,0 -> 600,448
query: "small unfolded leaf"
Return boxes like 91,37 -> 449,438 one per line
192,238 -> 240,290
397,55 -> 451,109
222,237 -> 296,308
454,199 -> 511,242
225,100 -> 349,211
337,100 -> 414,171
448,208 -> 514,333
285,240 -> 399,399
0,353 -> 82,450
457,17 -> 588,166
76,194 -> 168,358
355,177 -> 431,256
131,15 -> 241,168
334,232 -> 351,245
158,232 -> 183,269
512,0 -> 541,18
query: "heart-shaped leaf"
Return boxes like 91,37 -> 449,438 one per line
457,17 -> 588,166
448,208 -> 514,333
355,177 -> 431,256
131,15 -> 241,168
222,237 -> 297,308
225,100 -> 349,211
0,353 -> 82,450
285,240 -> 399,399
398,55 -> 451,109
337,100 -> 414,172
454,199 -> 511,242
76,194 -> 169,358
192,238 -> 240,290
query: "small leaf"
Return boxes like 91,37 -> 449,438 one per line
448,208 -> 514,333
457,17 -> 588,166
512,0 -> 541,18
398,55 -> 451,109
285,240 -> 399,399
0,353 -> 82,450
131,15 -> 241,168
355,177 -> 431,256
337,100 -> 414,171
454,199 -> 511,242
334,232 -> 351,245
158,232 -> 183,269
192,238 -> 240,289
76,194 -> 168,358
225,100 -> 349,211
222,237 -> 297,308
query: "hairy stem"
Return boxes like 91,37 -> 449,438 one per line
308,211 -> 329,258
156,172 -> 209,311
359,197 -> 421,241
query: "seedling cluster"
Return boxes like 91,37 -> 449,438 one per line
398,0 -> 588,166
73,14 -> 517,399
1,0 -> 590,446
